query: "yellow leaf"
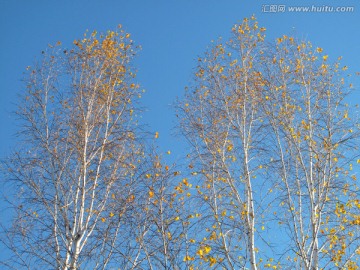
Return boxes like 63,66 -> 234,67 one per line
127,194 -> 135,202
209,256 -> 217,266
101,217 -> 106,222
230,59 -> 238,66
154,132 -> 159,139
323,55 -> 328,61
204,246 -> 211,254
316,47 -> 323,53
167,150 -> 171,154
149,190 -> 154,198
183,255 -> 194,261
109,212 -> 114,217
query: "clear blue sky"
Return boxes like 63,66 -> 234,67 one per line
1,0 -> 360,158
0,0 -> 359,263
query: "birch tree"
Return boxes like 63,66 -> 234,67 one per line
178,17 -> 359,270
178,16 -> 268,270
262,36 -> 360,269
129,153 -> 189,270
1,26 -> 145,270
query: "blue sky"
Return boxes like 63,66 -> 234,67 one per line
1,0 -> 360,159
0,0 -> 360,263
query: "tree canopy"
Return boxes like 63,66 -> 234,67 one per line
1,17 -> 360,270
